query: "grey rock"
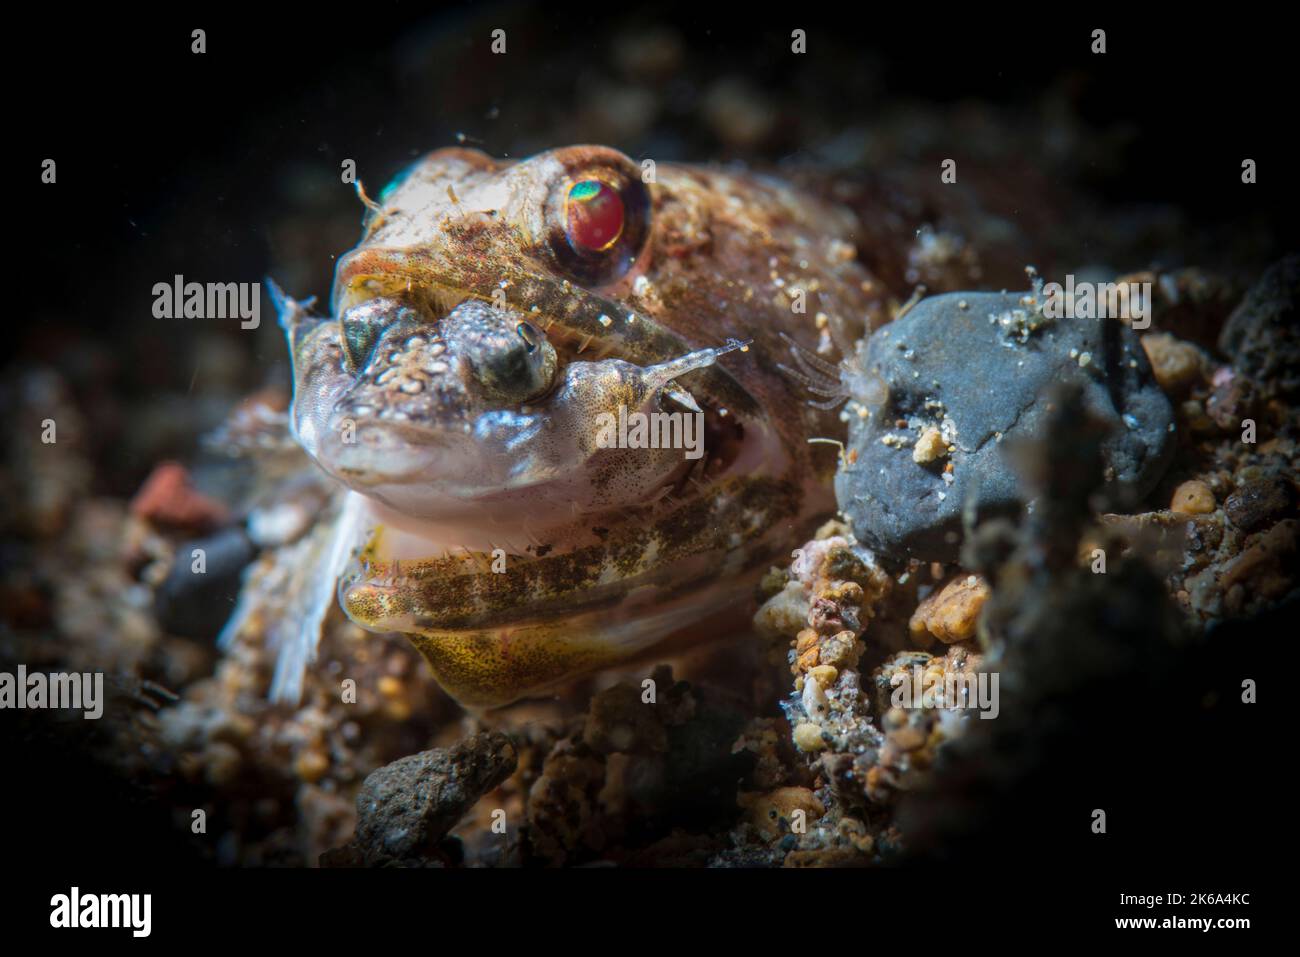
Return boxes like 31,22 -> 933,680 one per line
1218,254 -> 1299,401
154,526 -> 256,640
346,730 -> 517,866
836,290 -> 1175,562
1223,474 -> 1296,533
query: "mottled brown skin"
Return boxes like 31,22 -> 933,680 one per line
293,145 -> 888,708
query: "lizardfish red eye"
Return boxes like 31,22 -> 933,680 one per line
564,179 -> 625,252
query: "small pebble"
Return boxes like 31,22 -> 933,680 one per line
909,573 -> 990,644
295,748 -> 330,784
912,426 -> 947,465
1170,480 -> 1216,515
793,722 -> 826,752
1142,332 -> 1204,394
1224,477 -> 1294,532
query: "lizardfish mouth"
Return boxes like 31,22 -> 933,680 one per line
295,291 -> 594,503
333,245 -> 750,391
337,276 -> 645,372
331,237 -> 762,420
285,263 -> 763,522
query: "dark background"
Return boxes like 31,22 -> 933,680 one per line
2,2 -> 1284,922
14,8 -> 1296,486
13,6 -> 1297,494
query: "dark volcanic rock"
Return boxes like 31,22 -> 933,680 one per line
329,730 -> 517,867
1218,254 -> 1300,401
836,290 -> 1175,562
1224,474 -> 1296,533
155,526 -> 256,640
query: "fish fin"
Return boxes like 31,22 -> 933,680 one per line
217,489 -> 370,705
268,490 -> 370,704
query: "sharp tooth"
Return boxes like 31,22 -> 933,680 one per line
420,283 -> 467,321
662,382 -> 702,413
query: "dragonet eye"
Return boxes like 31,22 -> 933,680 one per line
564,179 -> 624,252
